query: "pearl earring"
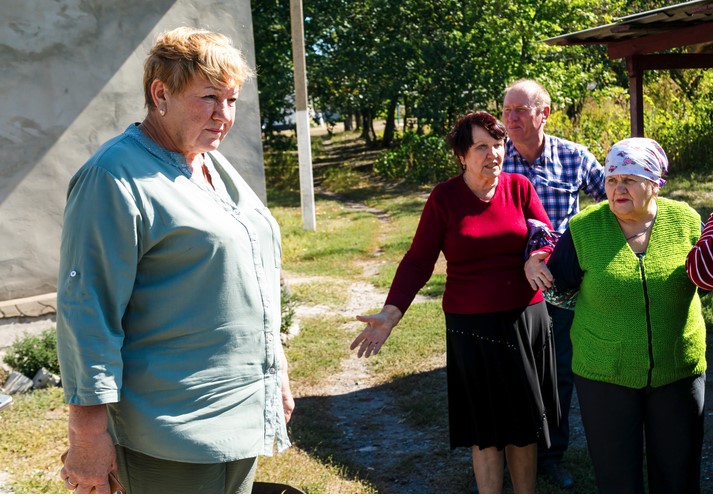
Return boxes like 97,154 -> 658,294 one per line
159,108 -> 166,116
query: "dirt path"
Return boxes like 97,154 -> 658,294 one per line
283,193 -> 456,492
287,275 -> 455,492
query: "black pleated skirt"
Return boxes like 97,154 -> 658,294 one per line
445,301 -> 560,450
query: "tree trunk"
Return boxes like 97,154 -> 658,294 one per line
343,115 -> 353,131
382,98 -> 397,147
360,110 -> 372,144
403,98 -> 410,131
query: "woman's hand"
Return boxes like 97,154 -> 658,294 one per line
525,251 -> 553,291
280,354 -> 295,424
350,305 -> 402,358
62,405 -> 117,494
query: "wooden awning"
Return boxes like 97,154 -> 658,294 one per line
543,0 -> 713,137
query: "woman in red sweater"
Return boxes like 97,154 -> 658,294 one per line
351,111 -> 558,493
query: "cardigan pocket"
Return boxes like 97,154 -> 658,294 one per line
573,331 -> 622,378
674,329 -> 705,370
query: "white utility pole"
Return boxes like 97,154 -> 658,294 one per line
289,0 -> 316,231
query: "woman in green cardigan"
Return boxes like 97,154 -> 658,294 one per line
524,137 -> 706,493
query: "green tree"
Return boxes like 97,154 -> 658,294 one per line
252,0 -> 295,136
253,0 -> 710,158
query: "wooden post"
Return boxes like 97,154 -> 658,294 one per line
289,0 -> 316,231
627,55 -> 645,137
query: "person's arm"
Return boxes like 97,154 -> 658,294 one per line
351,187 -> 446,358
546,228 -> 583,291
60,405 -> 116,493
686,212 -> 713,290
382,189 -> 448,313
58,166 -> 137,405
522,175 -> 554,231
522,176 -> 556,268
279,348 -> 295,423
57,165 -> 139,492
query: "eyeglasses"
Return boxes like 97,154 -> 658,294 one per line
502,105 -> 535,116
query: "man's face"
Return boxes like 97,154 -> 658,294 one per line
502,87 -> 549,146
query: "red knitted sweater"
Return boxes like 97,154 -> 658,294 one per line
385,172 -> 552,315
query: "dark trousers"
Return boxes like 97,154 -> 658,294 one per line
575,373 -> 705,493
537,304 -> 574,467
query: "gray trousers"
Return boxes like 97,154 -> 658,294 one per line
115,445 -> 257,494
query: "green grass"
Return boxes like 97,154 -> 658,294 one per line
663,171 -> 713,219
256,444 -> 375,494
273,199 -> 382,278
257,397 -> 377,494
284,314 -> 352,387
367,301 -> 445,379
0,387 -> 69,494
289,279 -> 351,307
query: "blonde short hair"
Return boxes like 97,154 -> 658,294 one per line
143,27 -> 255,109
504,79 -> 551,111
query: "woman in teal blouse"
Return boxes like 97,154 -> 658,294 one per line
56,27 -> 293,493
526,137 -> 706,493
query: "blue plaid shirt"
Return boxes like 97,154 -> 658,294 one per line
502,134 -> 606,232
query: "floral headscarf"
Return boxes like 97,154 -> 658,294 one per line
604,137 -> 668,187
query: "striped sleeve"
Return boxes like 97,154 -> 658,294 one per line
686,212 -> 713,290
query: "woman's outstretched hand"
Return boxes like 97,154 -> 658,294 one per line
351,305 -> 403,358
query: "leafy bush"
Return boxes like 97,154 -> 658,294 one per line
264,150 -> 299,191
3,329 -> 60,378
645,75 -> 713,174
264,135 -> 327,193
281,279 -> 297,339
373,132 -> 458,185
263,133 -> 296,151
547,88 -> 630,161
320,167 -> 363,193
547,75 -> 713,175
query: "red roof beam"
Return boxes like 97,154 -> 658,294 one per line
608,22 -> 713,58
631,53 -> 713,70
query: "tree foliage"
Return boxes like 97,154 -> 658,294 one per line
253,0 -> 712,166
252,0 -> 295,134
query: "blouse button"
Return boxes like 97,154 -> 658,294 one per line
69,270 -> 77,277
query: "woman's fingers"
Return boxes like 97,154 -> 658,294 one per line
531,273 -> 552,290
351,317 -> 386,357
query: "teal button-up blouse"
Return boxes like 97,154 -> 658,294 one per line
56,124 -> 290,463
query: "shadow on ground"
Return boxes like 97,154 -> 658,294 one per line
291,355 -> 713,494
290,368 -> 475,494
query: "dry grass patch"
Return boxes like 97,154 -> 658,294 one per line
0,387 -> 68,493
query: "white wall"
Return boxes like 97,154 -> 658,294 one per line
0,0 -> 264,303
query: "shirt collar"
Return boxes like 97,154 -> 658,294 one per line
507,134 -> 554,167
125,123 -> 192,175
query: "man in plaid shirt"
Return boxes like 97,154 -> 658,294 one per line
502,79 -> 606,490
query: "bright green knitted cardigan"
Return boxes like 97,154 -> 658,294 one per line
569,197 -> 706,388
